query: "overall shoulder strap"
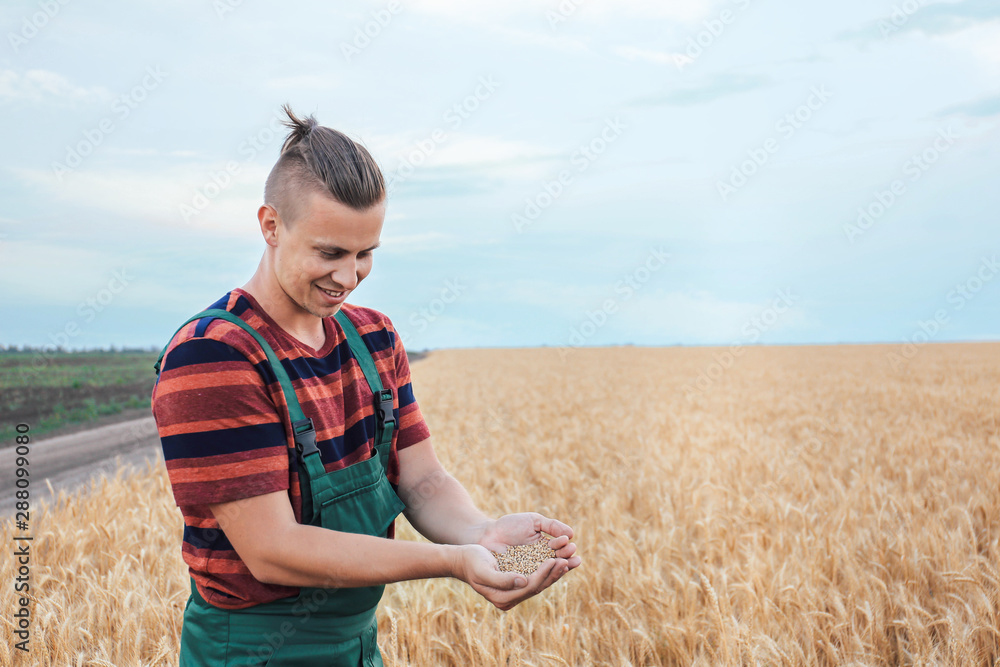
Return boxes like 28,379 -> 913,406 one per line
334,309 -> 383,393
335,309 -> 396,460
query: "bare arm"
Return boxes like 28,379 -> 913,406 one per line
207,489 -> 459,589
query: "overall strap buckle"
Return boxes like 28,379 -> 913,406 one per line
293,417 -> 320,460
375,389 -> 395,429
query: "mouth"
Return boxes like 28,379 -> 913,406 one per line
317,285 -> 349,305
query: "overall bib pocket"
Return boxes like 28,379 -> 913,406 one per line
315,449 -> 407,538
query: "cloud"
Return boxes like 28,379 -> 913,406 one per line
264,73 -> 341,91
576,0 -> 722,23
401,0 -> 719,24
101,148 -> 201,158
0,239 -> 121,303
935,21 -> 1000,73
379,230 -> 458,253
0,69 -> 110,105
629,72 -> 770,107
481,280 -> 810,345
896,0 -> 1000,35
12,162 -> 270,235
839,0 -> 1000,42
422,135 -> 551,168
620,289 -> 809,343
612,45 -> 684,66
486,25 -> 592,54
936,93 -> 1000,118
378,0 -> 722,55
376,132 -> 561,196
387,169 -> 501,200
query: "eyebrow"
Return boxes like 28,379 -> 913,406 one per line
316,241 -> 381,253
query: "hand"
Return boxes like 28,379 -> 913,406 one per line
452,543 -> 572,611
475,512 -> 582,607
479,512 -> 581,568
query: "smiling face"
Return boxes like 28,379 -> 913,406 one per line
264,189 -> 385,320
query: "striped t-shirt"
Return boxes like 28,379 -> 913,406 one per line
150,288 -> 430,609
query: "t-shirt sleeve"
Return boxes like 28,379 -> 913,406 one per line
151,326 -> 290,507
386,318 -> 431,451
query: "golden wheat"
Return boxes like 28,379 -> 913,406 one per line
492,539 -> 556,575
2,343 -> 998,666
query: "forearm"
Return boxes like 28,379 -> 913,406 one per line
399,469 -> 494,545
257,523 -> 459,589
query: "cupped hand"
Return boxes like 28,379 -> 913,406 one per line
479,512 -> 582,569
453,543 -> 574,611
463,512 -> 581,610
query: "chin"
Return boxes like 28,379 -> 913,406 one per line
314,300 -> 343,318
306,303 -> 335,319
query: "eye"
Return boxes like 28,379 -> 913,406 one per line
320,250 -> 341,259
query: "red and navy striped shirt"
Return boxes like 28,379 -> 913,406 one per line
150,288 -> 430,609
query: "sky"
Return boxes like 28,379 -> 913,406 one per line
0,0 -> 998,353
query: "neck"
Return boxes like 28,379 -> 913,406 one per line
241,252 -> 326,346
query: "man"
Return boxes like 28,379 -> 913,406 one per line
151,105 -> 581,666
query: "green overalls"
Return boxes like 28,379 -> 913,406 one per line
154,308 -> 406,666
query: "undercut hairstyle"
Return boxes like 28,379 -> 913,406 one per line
264,104 -> 385,225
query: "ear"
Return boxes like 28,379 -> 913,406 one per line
258,204 -> 280,247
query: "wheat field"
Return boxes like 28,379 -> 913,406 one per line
3,343 -> 999,666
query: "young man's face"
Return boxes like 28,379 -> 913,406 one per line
268,190 -> 384,319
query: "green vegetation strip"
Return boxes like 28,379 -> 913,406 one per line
0,350 -> 159,444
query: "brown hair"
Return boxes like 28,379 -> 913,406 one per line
264,104 -> 385,223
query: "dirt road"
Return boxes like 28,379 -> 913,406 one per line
1,417 -> 161,515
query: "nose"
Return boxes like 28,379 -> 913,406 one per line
330,258 -> 359,291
